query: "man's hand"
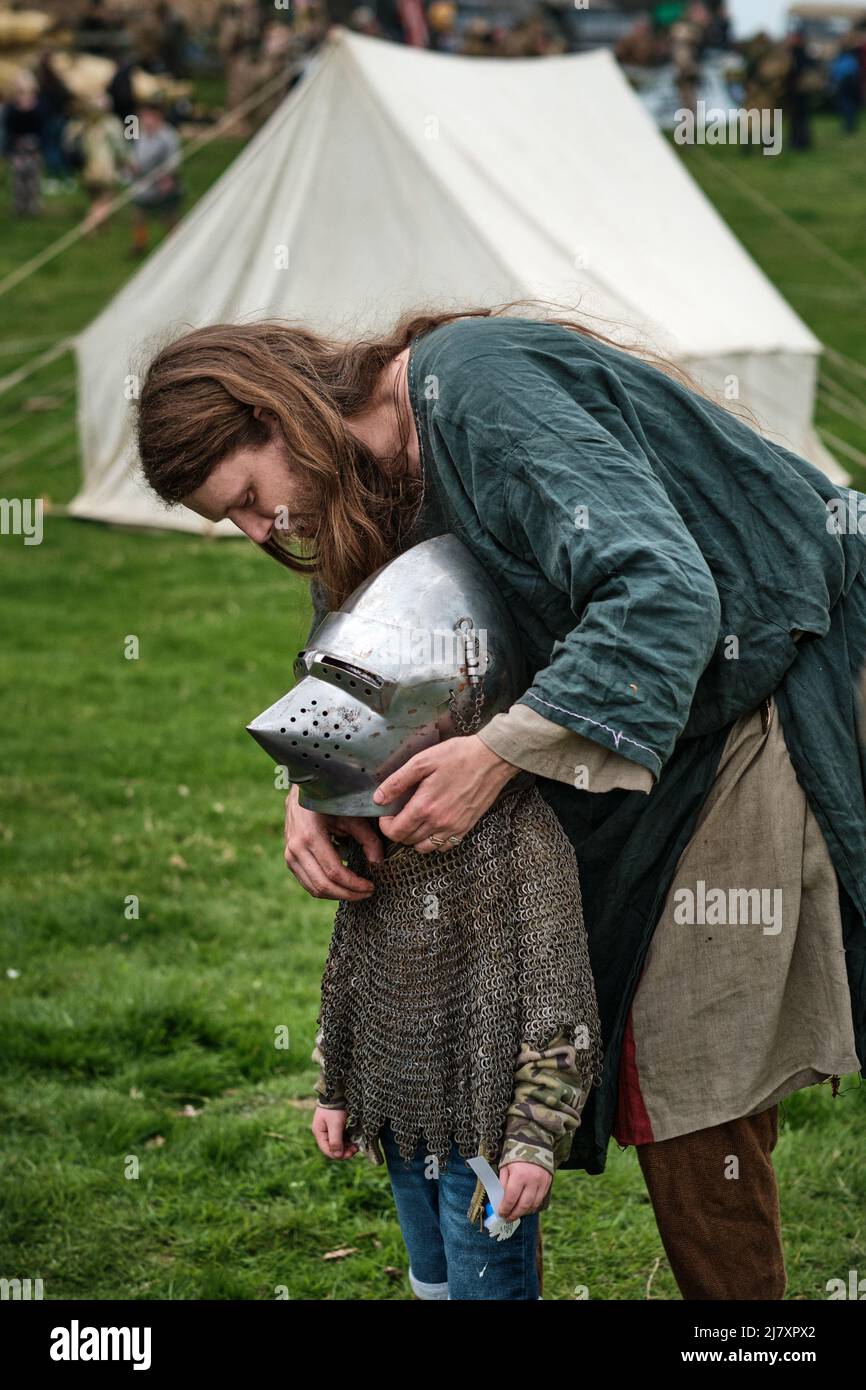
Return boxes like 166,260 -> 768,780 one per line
373,735 -> 520,853
284,785 -> 383,900
497,1162 -> 552,1219
311,1105 -> 358,1160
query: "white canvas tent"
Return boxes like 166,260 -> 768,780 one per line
70,27 -> 841,536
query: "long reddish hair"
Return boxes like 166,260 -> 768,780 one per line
135,297 -> 719,608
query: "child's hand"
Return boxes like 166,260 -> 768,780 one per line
497,1161 -> 552,1219
311,1105 -> 358,1160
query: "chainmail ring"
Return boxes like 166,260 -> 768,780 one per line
316,784 -> 603,1168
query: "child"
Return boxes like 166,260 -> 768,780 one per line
3,71 -> 44,217
311,778 -> 602,1301
126,100 -> 182,256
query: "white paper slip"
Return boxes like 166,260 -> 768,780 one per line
467,1155 -> 520,1241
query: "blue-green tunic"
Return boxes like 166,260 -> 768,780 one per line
399,315 -> 866,1174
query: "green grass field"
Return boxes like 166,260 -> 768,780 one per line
1,111 -> 864,1301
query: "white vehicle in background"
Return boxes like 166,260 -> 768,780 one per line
787,2 -> 866,56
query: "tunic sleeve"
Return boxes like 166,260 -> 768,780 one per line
478,702 -> 654,793
430,370 -> 722,777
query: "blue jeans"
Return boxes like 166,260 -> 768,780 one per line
380,1123 -> 540,1300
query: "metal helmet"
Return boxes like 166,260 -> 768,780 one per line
246,533 -> 527,817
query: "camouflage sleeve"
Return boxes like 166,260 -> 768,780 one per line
498,1028 -> 588,1177
311,1030 -> 347,1109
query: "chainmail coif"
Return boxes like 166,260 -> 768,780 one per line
316,783 -> 603,1169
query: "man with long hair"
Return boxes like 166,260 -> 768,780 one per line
136,303 -> 866,1299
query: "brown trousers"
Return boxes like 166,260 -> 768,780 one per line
537,1106 -> 785,1300
635,1104 -> 786,1299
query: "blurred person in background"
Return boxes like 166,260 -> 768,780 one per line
2,70 -> 44,217
108,55 -> 138,127
76,0 -> 123,60
155,1 -> 190,77
783,28 -> 818,152
126,99 -> 182,256
669,3 -> 716,108
460,16 -> 495,57
218,2 -> 264,134
348,6 -> 384,39
397,0 -> 429,47
616,16 -> 666,67
130,3 -> 164,72
855,20 -> 866,101
499,11 -> 566,58
218,1 -> 265,72
706,1 -> 731,49
35,50 -> 73,193
289,5 -> 330,73
252,21 -> 298,125
323,0 -> 361,26
741,31 -> 789,154
426,1 -> 459,54
670,10 -> 704,116
830,32 -> 862,135
63,93 -> 125,234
